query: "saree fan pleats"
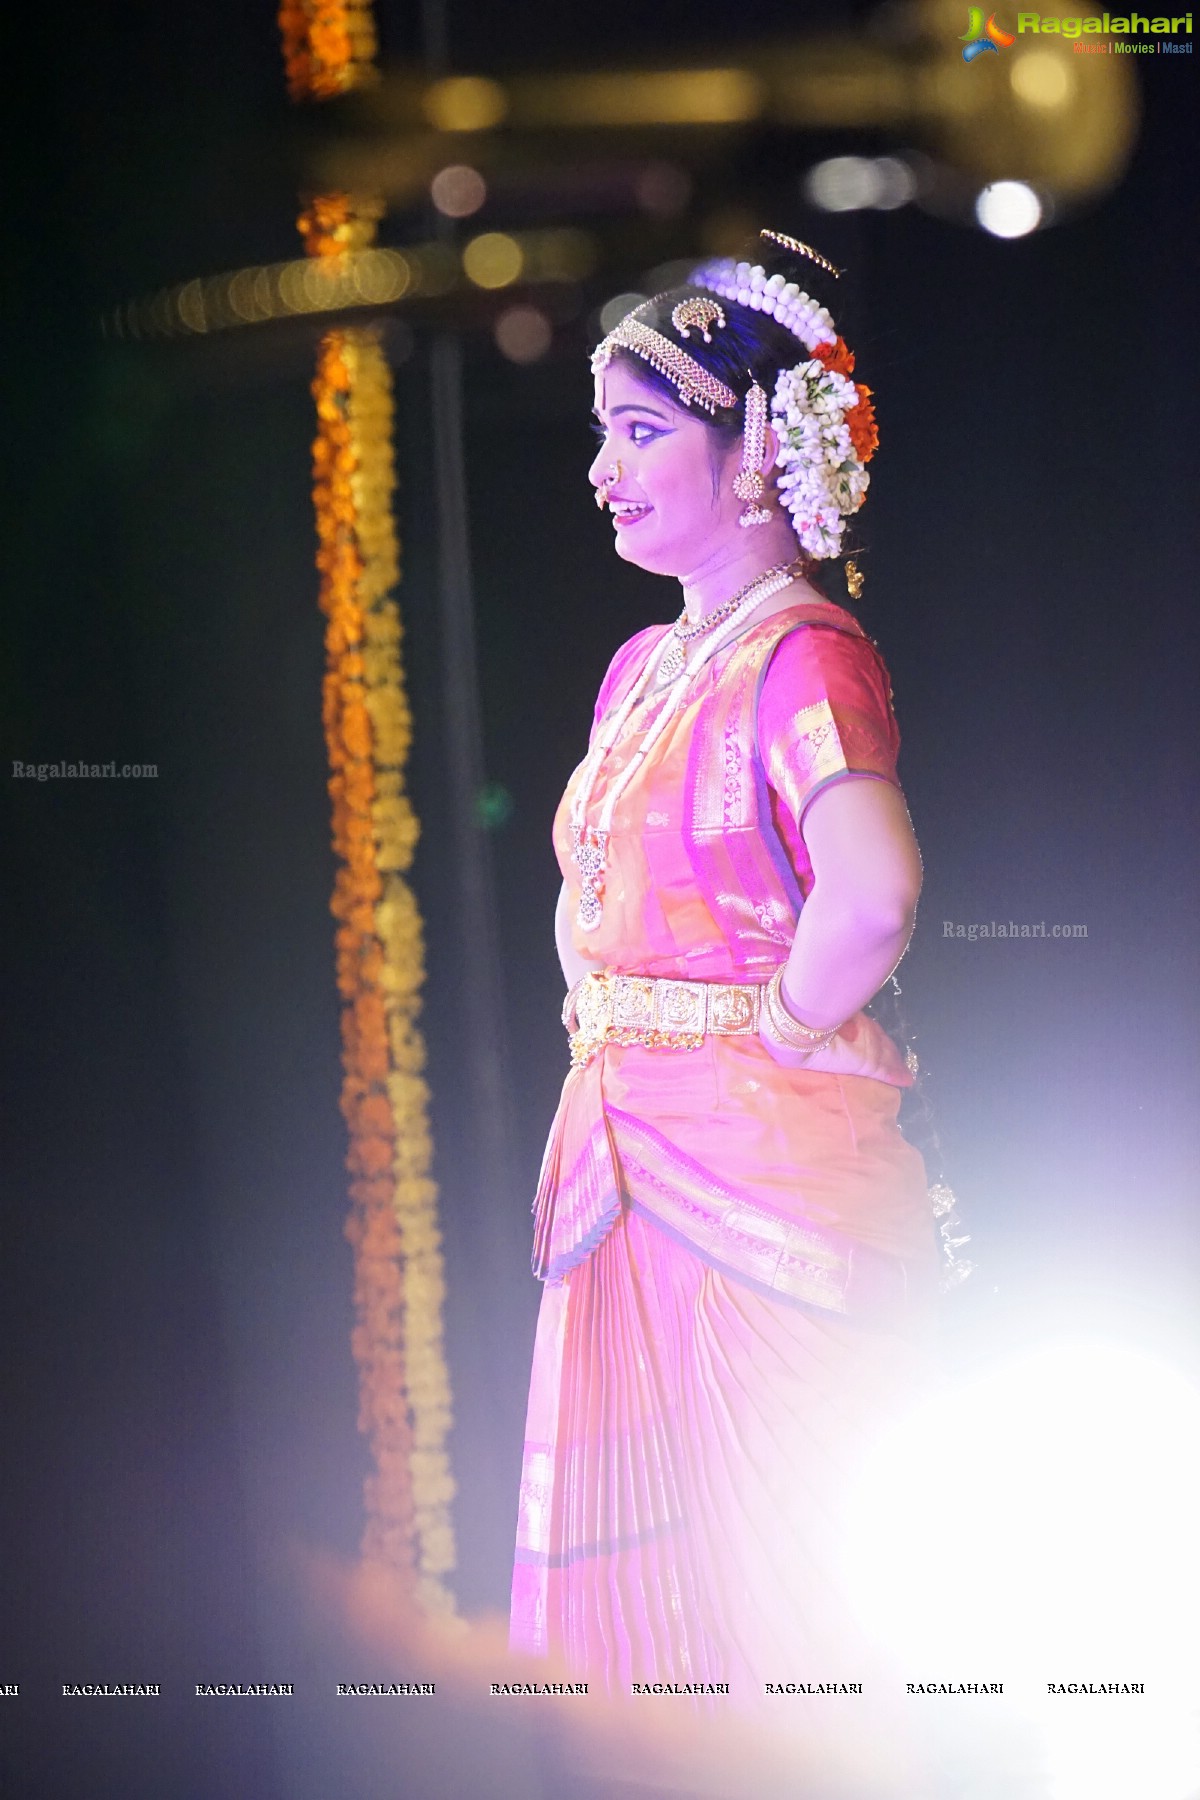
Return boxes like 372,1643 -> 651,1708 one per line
512,1039 -> 941,1700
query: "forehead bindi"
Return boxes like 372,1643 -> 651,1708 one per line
592,362 -> 682,424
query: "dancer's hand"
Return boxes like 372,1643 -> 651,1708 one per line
758,1009 -> 911,1086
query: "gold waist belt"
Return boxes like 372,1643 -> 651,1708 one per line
563,969 -> 765,1070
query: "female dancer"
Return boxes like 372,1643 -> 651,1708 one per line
509,232 -> 943,1710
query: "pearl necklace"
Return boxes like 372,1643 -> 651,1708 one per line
656,559 -> 799,684
569,560 -> 802,932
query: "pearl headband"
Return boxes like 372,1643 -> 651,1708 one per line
688,258 -> 838,355
590,309 -> 737,414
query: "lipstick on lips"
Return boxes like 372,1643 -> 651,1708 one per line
608,500 -> 652,529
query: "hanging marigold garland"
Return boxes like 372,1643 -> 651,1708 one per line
300,179 -> 460,1620
284,0 -> 459,1614
312,313 -> 458,1617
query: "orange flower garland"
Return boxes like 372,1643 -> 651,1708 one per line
278,0 -> 379,101
297,193 -> 383,261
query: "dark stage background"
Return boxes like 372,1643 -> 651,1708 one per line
3,2 -> 1198,1795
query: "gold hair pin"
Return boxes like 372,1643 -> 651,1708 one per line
759,229 -> 843,280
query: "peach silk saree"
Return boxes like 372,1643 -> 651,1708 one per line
509,601 -> 941,1709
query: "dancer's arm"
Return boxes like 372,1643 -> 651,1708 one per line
760,778 -> 922,1071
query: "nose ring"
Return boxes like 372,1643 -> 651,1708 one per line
595,460 -> 622,510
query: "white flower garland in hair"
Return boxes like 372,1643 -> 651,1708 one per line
690,255 -> 874,560
689,259 -> 836,353
771,361 -> 870,559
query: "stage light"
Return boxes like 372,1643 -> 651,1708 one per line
975,180 -> 1043,237
494,306 -> 551,364
422,76 -> 507,133
519,68 -> 763,128
842,1339 -> 1200,1684
805,154 -> 917,212
869,156 -> 917,209
431,165 -> 487,219
462,233 -> 523,289
175,279 -> 207,334
805,155 -> 880,211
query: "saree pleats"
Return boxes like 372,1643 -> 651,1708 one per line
511,1204 -> 938,1709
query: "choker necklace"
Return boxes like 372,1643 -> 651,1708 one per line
569,559 -> 802,932
656,559 -> 802,683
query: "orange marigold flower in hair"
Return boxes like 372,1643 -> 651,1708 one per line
846,386 -> 879,464
812,335 -> 856,378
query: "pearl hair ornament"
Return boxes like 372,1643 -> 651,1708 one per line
687,257 -> 838,355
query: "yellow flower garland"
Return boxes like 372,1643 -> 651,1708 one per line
283,0 -> 457,1622
313,321 -> 458,1617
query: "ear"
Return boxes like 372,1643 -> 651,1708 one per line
762,423 -> 782,474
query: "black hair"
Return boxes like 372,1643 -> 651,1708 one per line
599,235 -> 866,603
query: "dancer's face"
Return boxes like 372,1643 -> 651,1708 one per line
589,362 -> 747,578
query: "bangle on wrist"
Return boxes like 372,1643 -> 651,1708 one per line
562,977 -> 585,1032
762,968 -> 843,1054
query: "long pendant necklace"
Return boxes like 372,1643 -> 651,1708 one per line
569,559 -> 801,931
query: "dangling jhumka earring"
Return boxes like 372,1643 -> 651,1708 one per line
732,378 -> 772,527
594,460 -> 623,510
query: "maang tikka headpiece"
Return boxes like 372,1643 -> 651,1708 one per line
590,294 -> 737,414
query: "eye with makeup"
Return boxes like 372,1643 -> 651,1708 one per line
590,418 -> 664,447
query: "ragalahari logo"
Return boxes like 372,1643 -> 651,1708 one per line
961,7 -> 1018,55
